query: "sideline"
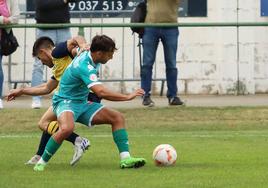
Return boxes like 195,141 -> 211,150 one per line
1,131 -> 268,139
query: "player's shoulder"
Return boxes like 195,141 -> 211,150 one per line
52,41 -> 73,59
73,51 -> 88,63
78,51 -> 93,66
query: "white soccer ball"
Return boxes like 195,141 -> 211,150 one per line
153,144 -> 177,166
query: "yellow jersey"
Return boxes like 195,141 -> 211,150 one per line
51,56 -> 72,81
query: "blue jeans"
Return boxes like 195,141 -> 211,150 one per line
0,55 -> 3,98
141,27 -> 179,98
31,28 -> 71,101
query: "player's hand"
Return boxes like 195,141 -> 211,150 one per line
77,44 -> 90,56
127,88 -> 145,100
6,88 -> 23,101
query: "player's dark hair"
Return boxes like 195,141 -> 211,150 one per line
32,36 -> 55,57
90,35 -> 117,53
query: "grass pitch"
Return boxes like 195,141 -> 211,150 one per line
1,106 -> 268,188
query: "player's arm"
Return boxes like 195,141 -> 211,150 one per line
90,84 -> 144,101
79,66 -> 142,101
52,36 -> 89,59
7,78 -> 59,101
67,36 -> 90,57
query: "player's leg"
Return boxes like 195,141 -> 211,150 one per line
34,111 -> 75,171
68,92 -> 102,165
66,92 -> 103,166
28,106 -> 89,166
92,107 -> 145,168
79,102 -> 146,168
43,107 -> 90,156
43,107 -> 90,165
25,107 -> 56,165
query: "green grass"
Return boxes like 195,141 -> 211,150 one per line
1,107 -> 268,188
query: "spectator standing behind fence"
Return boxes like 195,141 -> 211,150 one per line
141,0 -> 184,107
31,0 -> 77,109
0,0 -> 19,109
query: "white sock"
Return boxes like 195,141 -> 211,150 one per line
120,152 -> 131,160
37,157 -> 47,165
75,136 -> 82,144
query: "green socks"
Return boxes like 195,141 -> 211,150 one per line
42,137 -> 62,162
41,129 -> 129,163
113,129 -> 129,153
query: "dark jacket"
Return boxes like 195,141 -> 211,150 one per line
35,0 -> 76,24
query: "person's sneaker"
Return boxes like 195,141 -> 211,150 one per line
142,96 -> 155,107
70,137 -> 90,166
25,155 -> 41,165
120,157 -> 146,169
0,99 -> 3,109
31,99 -> 42,109
168,96 -> 184,106
33,163 -> 46,172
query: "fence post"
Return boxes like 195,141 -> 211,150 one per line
78,26 -> 85,36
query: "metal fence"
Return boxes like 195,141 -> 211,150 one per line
1,20 -> 268,95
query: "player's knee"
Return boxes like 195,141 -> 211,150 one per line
59,126 -> 73,138
38,120 -> 48,131
111,112 -> 125,126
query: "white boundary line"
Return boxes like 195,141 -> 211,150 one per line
1,132 -> 268,139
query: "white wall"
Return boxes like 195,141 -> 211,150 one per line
178,0 -> 268,94
2,0 -> 268,95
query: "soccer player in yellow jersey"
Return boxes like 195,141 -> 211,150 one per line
7,36 -> 98,165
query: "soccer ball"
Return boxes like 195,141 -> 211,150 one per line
152,144 -> 177,166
